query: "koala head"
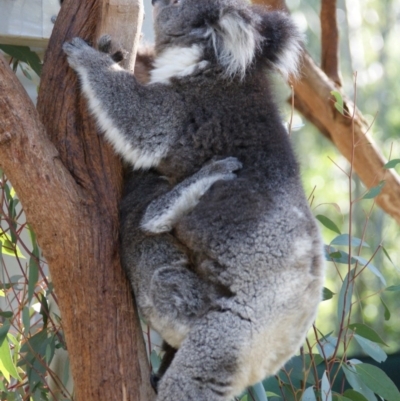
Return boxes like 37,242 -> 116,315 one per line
151,0 -> 302,80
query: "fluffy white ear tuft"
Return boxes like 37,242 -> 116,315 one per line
208,11 -> 261,80
272,32 -> 303,80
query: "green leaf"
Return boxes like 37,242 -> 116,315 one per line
283,354 -> 323,385
386,285 -> 400,292
325,246 -> 357,264
316,215 -> 341,235
343,389 -> 370,401
248,382 -> 268,401
23,306 -> 30,336
353,335 -> 387,363
39,294 -> 49,328
331,234 -> 369,248
302,387 -> 317,401
342,364 -> 376,401
0,45 -> 42,76
331,91 -> 344,115
334,396 -> 356,401
0,311 -> 13,319
348,323 -> 387,345
382,247 -> 397,269
337,270 -> 355,325
354,363 -> 400,401
317,335 -> 337,359
150,350 -> 161,372
352,256 -> 386,286
363,181 -> 385,200
321,371 -> 332,401
380,297 -> 391,321
322,287 -> 335,301
0,320 -> 11,345
0,232 -> 25,258
0,336 -> 21,381
28,255 -> 39,304
384,159 -> 400,169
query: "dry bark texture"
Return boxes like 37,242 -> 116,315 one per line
254,0 -> 400,225
0,0 -> 154,400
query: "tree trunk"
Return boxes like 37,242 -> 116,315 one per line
0,0 -> 154,400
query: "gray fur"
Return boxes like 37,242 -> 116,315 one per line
63,0 -> 325,399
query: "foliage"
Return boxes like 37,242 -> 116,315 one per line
0,172 -> 72,401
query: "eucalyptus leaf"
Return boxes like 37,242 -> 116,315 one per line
342,364 -> 376,401
326,247 -> 356,264
331,234 -> 369,248
302,387 -> 317,401
28,255 -> 39,304
321,371 -> 332,401
382,247 -> 397,269
150,350 -> 161,372
0,320 -> 10,345
354,364 -> 400,401
348,323 -> 387,345
317,335 -> 337,359
383,159 -> 400,169
0,311 -> 13,319
380,297 -> 391,321
352,256 -> 386,286
0,336 -> 21,380
0,45 -> 42,76
362,181 -> 385,200
386,285 -> 400,292
331,90 -> 344,115
337,270 -> 355,325
248,382 -> 268,401
316,215 -> 341,235
322,287 -> 335,301
23,306 -> 30,336
343,389 -> 370,401
353,335 -> 387,363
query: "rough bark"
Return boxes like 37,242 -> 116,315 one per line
0,0 -> 154,400
253,0 -> 400,225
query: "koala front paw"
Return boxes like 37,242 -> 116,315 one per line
203,156 -> 243,179
63,37 -> 94,70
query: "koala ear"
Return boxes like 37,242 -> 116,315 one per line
255,8 -> 303,80
206,8 -> 262,79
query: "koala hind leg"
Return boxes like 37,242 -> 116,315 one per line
146,263 -> 219,349
157,308 -> 251,401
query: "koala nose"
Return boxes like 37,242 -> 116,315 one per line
151,0 -> 159,5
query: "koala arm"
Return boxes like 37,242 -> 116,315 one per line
141,157 -> 242,234
63,38 -> 181,169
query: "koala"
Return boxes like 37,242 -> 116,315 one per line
63,0 -> 326,400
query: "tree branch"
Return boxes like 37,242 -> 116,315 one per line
253,0 -> 400,225
320,0 -> 342,86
